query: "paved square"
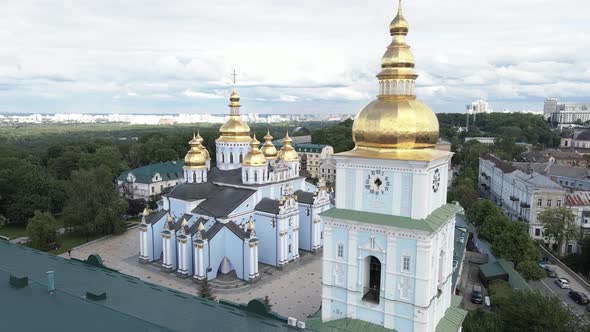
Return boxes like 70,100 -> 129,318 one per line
62,227 -> 323,320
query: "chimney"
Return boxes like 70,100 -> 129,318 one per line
46,271 -> 55,294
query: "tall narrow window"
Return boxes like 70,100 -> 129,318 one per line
230,153 -> 234,163
402,255 -> 411,273
537,199 -> 542,207
254,172 -> 258,182
557,200 -> 562,207
337,243 -> 344,258
547,200 -> 552,207
239,153 -> 243,163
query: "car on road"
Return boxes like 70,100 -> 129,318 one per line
544,267 -> 558,278
569,291 -> 590,305
555,278 -> 570,289
471,285 -> 483,304
538,260 -> 548,269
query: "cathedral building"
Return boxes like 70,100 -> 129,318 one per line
320,1 -> 463,331
139,90 -> 330,282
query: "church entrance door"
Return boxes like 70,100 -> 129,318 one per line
362,256 -> 381,303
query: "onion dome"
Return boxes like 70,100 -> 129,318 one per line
242,134 -> 267,167
277,131 -> 299,162
218,90 -> 251,143
195,131 -> 210,160
184,133 -> 208,168
351,0 -> 438,153
261,129 -> 278,159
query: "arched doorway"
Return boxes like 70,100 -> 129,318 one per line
362,256 -> 381,303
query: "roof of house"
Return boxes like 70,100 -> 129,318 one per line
306,317 -> 394,332
320,204 -> 463,234
576,131 -> 590,141
435,295 -> 468,332
191,186 -> 255,218
566,191 -> 590,206
294,190 -> 316,205
208,167 -> 306,188
145,209 -> 168,225
255,198 -> 281,215
513,162 -> 590,180
479,259 -> 532,291
117,161 -> 184,184
549,150 -> 585,160
482,154 -> 516,173
206,221 -> 248,240
0,240 -> 299,332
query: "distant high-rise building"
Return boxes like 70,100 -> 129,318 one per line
466,99 -> 490,115
544,98 -> 558,119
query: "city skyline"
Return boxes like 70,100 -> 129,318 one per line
1,0 -> 589,114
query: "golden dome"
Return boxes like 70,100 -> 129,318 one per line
218,89 -> 251,143
277,132 -> 299,162
184,133 -> 208,168
261,129 -> 278,159
242,134 -> 267,167
195,131 -> 211,160
350,0 -> 439,155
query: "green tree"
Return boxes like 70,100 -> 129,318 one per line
540,207 -> 579,257
492,222 -> 539,266
516,260 -> 546,281
26,211 -> 57,250
478,214 -> 508,243
78,146 -> 129,178
63,166 -> 128,237
462,309 -> 501,332
198,278 -> 216,301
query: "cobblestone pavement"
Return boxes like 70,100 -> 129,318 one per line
61,227 -> 323,320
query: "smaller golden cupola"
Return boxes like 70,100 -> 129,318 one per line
184,133 -> 208,168
261,129 -> 278,159
242,134 -> 267,167
195,131 -> 210,160
277,131 -> 299,162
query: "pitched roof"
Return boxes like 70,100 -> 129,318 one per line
0,241 -> 300,332
482,154 -> 516,173
191,187 -> 255,218
294,190 -> 316,205
117,161 -> 184,184
320,204 -> 463,234
255,198 -> 281,215
567,191 -> 590,206
206,221 -> 247,240
168,182 -> 220,201
145,209 -> 167,225
513,162 -> 589,180
435,295 -> 468,332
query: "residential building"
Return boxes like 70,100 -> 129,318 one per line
543,98 -> 558,120
520,149 -> 587,168
274,142 -> 334,179
464,137 -> 496,145
117,161 -> 184,200
319,157 -> 336,186
566,192 -> 590,244
479,155 -> 567,242
318,3 -> 466,331
512,162 -> 590,192
550,101 -> 590,129
467,99 -> 490,115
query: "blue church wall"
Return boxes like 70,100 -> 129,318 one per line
356,306 -> 384,328
169,199 -> 187,218
298,204 -> 312,251
329,287 -> 348,319
359,170 -> 395,215
286,228 -> 295,261
400,173 -> 413,217
394,237 -> 417,304
331,227 -> 349,261
150,218 -> 166,261
206,227 -> 247,280
394,302 -> 414,332
254,213 -> 278,266
345,169 -> 356,208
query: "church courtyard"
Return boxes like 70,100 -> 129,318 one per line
61,226 -> 323,320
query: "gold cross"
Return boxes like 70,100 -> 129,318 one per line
231,69 -> 238,84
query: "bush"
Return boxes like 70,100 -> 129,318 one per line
516,260 -> 546,281
26,211 -> 58,250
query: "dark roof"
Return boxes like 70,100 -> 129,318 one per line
295,190 -> 315,204
189,217 -> 208,236
255,198 -> 281,214
117,160 -> 184,184
208,167 -> 244,186
577,131 -> 590,141
482,154 -> 516,173
206,221 -> 247,240
192,187 -> 255,218
146,209 -> 167,225
0,241 -> 300,332
168,182 -> 220,201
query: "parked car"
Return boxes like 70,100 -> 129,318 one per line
538,260 -> 547,269
471,285 -> 483,304
544,267 -> 558,278
555,278 -> 570,289
569,291 -> 590,305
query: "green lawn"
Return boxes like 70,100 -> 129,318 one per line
0,224 -> 27,240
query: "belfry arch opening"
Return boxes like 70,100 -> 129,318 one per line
362,255 -> 381,304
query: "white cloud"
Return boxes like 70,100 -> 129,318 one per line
1,0 -> 589,113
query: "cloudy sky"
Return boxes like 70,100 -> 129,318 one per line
1,0 -> 589,115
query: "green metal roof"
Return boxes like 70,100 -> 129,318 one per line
435,295 -> 468,332
274,143 -> 327,154
320,204 -> 463,234
479,261 -> 508,278
0,240 -> 302,332
117,160 -> 184,184
306,317 -> 395,332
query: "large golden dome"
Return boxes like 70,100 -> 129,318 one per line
218,90 -> 251,143
261,129 -> 278,159
243,135 -> 267,167
351,0 -> 439,155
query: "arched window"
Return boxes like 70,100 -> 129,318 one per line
222,153 -> 225,163
384,81 -> 390,95
192,172 -> 196,183
230,153 -> 234,164
254,172 -> 258,182
239,153 -> 243,163
246,172 -> 249,182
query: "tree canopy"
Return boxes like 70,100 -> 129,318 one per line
539,207 -> 579,257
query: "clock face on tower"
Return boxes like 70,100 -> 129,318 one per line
365,170 -> 390,196
432,169 -> 441,193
